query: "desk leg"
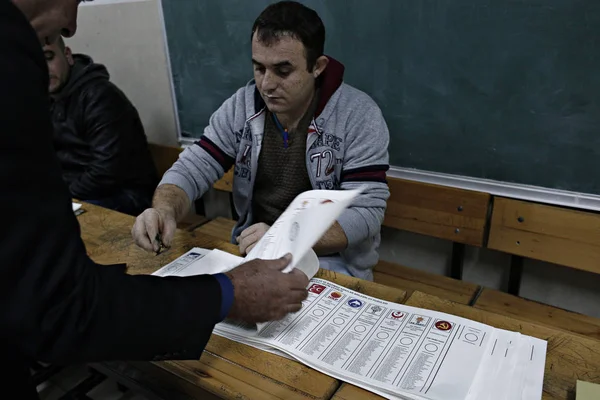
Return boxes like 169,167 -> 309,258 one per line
450,242 -> 465,280
507,255 -> 524,296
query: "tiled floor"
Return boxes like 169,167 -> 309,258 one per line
37,365 -> 149,400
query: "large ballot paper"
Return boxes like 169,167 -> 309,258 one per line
153,189 -> 547,400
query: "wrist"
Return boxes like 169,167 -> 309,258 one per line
224,272 -> 238,318
224,271 -> 235,289
154,205 -> 177,221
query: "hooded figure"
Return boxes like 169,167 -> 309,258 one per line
44,37 -> 158,216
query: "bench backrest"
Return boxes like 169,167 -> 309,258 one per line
384,178 -> 490,247
148,143 -> 182,178
488,197 -> 600,275
148,143 -> 600,274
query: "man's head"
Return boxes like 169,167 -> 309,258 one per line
44,36 -> 74,93
251,1 -> 329,117
11,0 -> 87,44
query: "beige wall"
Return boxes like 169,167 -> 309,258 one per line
67,0 -> 179,146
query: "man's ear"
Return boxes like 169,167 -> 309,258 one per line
313,55 -> 329,79
65,47 -> 74,66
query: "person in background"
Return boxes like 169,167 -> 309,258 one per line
1,1 -> 309,398
45,36 -> 158,216
132,0 -> 391,281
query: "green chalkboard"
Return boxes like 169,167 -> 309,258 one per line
161,0 -> 600,195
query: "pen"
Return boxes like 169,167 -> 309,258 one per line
155,233 -> 167,256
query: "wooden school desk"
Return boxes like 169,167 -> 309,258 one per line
75,202 -> 600,400
76,202 -> 405,399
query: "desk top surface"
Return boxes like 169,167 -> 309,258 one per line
77,202 -> 405,399
77,202 -> 600,400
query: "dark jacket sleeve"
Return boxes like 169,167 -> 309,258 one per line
5,145 -> 224,365
68,81 -> 137,199
1,4 -> 223,365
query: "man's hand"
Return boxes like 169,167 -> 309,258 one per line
236,222 -> 270,255
225,254 -> 309,322
131,208 -> 177,252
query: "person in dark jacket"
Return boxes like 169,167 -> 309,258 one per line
45,36 -> 158,216
1,1 -> 309,399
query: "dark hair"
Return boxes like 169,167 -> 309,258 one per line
251,1 -> 325,71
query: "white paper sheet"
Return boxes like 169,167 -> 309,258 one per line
152,187 -> 547,400
157,250 -> 547,400
522,337 -> 547,400
152,248 -> 238,277
465,329 -> 547,400
244,188 -> 363,274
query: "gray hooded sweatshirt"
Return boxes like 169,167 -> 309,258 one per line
161,57 -> 390,280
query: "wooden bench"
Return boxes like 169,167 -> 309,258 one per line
473,288 -> 600,340
196,168 -> 486,305
383,177 -> 490,247
488,196 -> 600,296
488,197 -> 600,289
373,177 -> 488,304
473,196 -> 600,339
374,261 -> 479,305
148,142 -> 184,178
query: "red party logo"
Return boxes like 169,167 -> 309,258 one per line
391,311 -> 405,319
435,321 -> 453,331
308,284 -> 326,294
328,291 -> 342,300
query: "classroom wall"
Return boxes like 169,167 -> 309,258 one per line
73,0 -> 600,319
67,0 -> 179,146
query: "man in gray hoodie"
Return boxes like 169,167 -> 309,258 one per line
132,1 -> 391,280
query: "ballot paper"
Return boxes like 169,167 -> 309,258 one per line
155,254 -> 547,400
72,202 -> 84,216
153,188 -> 547,400
244,187 -> 364,273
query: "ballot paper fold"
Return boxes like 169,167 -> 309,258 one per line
244,187 -> 364,274
152,188 -> 547,400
